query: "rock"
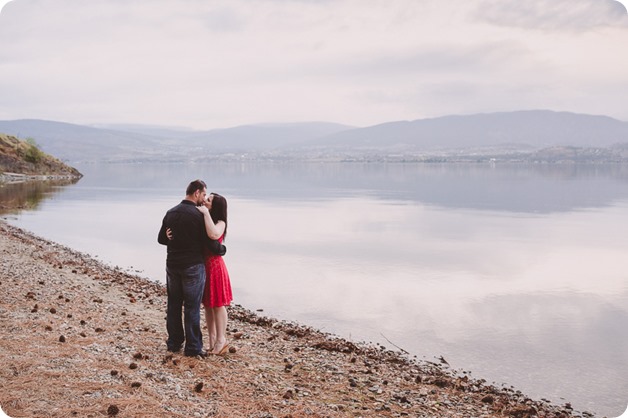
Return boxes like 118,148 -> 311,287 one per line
434,378 -> 448,388
482,395 -> 494,404
194,382 -> 204,393
107,404 -> 119,416
59,335 -> 66,343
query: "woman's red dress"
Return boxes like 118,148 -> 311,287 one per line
202,235 -> 232,308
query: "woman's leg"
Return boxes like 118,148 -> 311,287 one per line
204,307 -> 217,351
211,306 -> 228,354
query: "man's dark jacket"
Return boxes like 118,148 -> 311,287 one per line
158,200 -> 226,268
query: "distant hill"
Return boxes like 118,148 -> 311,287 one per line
299,110 -> 628,151
0,119 -> 180,162
0,120 -> 353,162
1,111 -> 627,162
182,122 -> 354,151
0,133 -> 82,178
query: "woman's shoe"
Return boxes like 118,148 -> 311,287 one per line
214,342 -> 229,356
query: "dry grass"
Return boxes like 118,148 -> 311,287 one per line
0,221 -> 586,418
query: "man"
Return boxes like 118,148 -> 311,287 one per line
158,179 -> 226,357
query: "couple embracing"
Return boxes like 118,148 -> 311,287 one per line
158,179 -> 232,357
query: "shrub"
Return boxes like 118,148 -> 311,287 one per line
23,137 -> 44,164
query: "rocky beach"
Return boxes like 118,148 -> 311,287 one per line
0,221 -> 595,418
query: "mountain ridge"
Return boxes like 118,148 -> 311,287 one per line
1,110 -> 627,162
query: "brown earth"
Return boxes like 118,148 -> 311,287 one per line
0,221 -> 592,418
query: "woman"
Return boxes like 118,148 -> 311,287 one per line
197,192 -> 232,355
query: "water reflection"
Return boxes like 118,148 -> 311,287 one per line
5,162 -> 628,417
75,162 -> 628,213
0,178 -> 80,215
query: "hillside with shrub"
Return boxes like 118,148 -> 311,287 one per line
0,133 -> 82,178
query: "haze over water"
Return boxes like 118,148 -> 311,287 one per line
4,162 -> 628,417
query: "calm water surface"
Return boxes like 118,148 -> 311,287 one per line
2,162 -> 627,417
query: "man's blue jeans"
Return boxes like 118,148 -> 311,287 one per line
166,263 -> 205,355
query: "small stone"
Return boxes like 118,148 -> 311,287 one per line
107,404 -> 119,416
110,370 -> 118,376
130,382 -> 141,388
283,390 -> 294,399
129,363 -> 138,370
194,382 -> 204,393
133,352 -> 143,360
482,395 -> 494,404
95,327 -> 105,333
228,346 -> 237,354
49,308 -> 57,314
434,378 -> 448,388
59,335 -> 66,343
45,325 -> 53,331
368,385 -> 381,393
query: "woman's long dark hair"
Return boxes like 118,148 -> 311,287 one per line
210,193 -> 228,240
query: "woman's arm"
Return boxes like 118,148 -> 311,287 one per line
197,206 -> 226,240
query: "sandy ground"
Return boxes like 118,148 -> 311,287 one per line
0,221 -> 591,417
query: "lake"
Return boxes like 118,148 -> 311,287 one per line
2,161 -> 627,417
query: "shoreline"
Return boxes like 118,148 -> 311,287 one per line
0,221 -> 593,417
0,172 -> 82,185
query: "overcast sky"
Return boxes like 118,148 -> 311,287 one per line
0,0 -> 627,130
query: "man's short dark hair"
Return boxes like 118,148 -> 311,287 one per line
186,179 -> 207,196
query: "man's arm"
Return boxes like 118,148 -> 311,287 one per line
158,225 -> 169,245
158,217 -> 170,246
205,236 -> 226,256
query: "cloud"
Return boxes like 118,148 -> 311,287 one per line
0,0 -> 627,128
475,0 -> 628,31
